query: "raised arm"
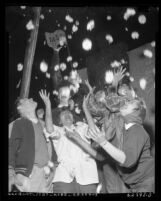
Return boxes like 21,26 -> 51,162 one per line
39,90 -> 54,133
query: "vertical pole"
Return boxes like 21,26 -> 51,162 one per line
20,7 -> 41,98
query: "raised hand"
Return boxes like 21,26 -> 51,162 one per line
82,93 -> 90,110
39,90 -> 51,107
85,80 -> 95,94
112,66 -> 126,86
88,128 -> 106,145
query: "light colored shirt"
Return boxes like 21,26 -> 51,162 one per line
44,122 -> 99,185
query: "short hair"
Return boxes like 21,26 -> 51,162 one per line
132,98 -> 147,122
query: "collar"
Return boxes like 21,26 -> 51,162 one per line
28,118 -> 38,124
58,104 -> 69,108
125,123 -> 135,130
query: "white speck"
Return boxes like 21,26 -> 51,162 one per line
73,62 -> 78,68
67,56 -> 73,62
40,14 -> 44,20
105,71 -> 114,84
35,76 -> 38,79
72,24 -> 78,33
106,15 -> 112,20
40,61 -> 48,73
20,6 -> 26,9
129,76 -> 134,82
75,107 -> 81,114
143,49 -> 153,58
139,78 -> 147,90
151,41 -> 155,47
43,40 -> 46,45
70,70 -> 78,79
23,14 -> 26,17
120,59 -> 125,64
64,76 -> 69,80
17,63 -> 23,71
110,60 -> 121,68
63,26 -> 67,30
54,65 -> 60,71
49,9 -> 51,13
138,15 -> 146,24
65,15 -> 74,23
87,20 -> 95,31
105,34 -> 113,44
125,72 -> 130,76
68,35 -> 72,39
60,63 -> 67,71
26,20 -> 35,30
53,90 -> 58,96
75,20 -> 79,26
125,27 -> 128,31
82,38 -> 92,51
57,24 -> 60,27
46,73 -> 50,78
131,31 -> 139,39
124,8 -> 136,20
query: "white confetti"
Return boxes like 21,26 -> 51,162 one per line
151,41 -> 155,47
26,20 -> 35,30
110,60 -> 121,68
54,64 -> 60,71
65,15 -> 74,23
75,20 -> 79,26
70,70 -> 78,79
60,63 -> 67,71
131,31 -> 139,39
68,35 -> 72,39
49,9 -> 51,13
125,72 -> 130,76
125,27 -> 128,31
40,61 -> 48,73
143,49 -> 153,58
40,14 -> 44,20
64,75 -> 69,80
139,78 -> 147,90
35,76 -> 38,80
138,15 -> 146,24
63,26 -> 67,31
20,6 -> 26,9
106,16 -> 112,20
73,62 -> 78,68
53,90 -> 58,96
120,59 -> 126,64
82,38 -> 92,51
105,71 -> 114,84
57,24 -> 60,27
75,107 -> 81,114
72,24 -> 78,33
67,56 -> 73,62
124,8 -> 136,20
46,73 -> 50,78
129,77 -> 134,82
17,63 -> 23,71
105,34 -> 113,44
43,40 -> 46,45
87,20 -> 95,31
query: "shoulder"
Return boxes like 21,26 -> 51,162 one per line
127,124 -> 149,139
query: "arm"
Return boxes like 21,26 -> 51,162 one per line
88,128 -> 126,164
39,90 -> 54,133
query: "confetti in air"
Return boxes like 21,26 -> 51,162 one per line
35,76 -> 38,80
131,31 -> 139,39
20,6 -> 26,9
72,24 -> 78,33
63,26 -> 67,31
105,71 -> 114,84
129,77 -> 134,82
120,59 -> 126,64
110,60 -> 121,68
60,63 -> 67,71
75,20 -> 79,26
40,61 -> 48,73
26,20 -> 35,30
139,78 -> 147,90
64,76 -> 69,80
46,73 -> 50,79
105,34 -> 113,44
40,14 -> 45,20
53,90 -> 58,96
107,16 -> 112,20
125,72 -> 130,76
43,41 -> 46,45
143,49 -> 153,58
68,35 -> 72,39
123,8 -> 136,20
49,9 -> 51,13
73,62 -> 78,68
67,56 -> 73,62
17,63 -> 23,71
151,41 -> 155,47
125,27 -> 128,31
82,38 -> 92,51
87,20 -> 95,31
65,15 -> 74,23
138,15 -> 146,24
54,65 -> 60,71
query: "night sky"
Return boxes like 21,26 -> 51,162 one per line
6,6 -> 159,120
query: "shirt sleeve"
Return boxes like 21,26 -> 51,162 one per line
120,125 -> 146,168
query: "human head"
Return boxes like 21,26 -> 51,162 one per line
95,90 -> 106,104
118,84 -> 136,99
58,86 -> 71,104
37,108 -> 44,119
17,98 -> 37,118
59,110 -> 74,127
119,98 -> 146,122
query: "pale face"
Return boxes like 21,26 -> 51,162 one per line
60,111 -> 74,127
18,98 -> 37,115
58,87 -> 70,104
119,101 -> 137,116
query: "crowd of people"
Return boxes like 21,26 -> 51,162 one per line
9,65 -> 154,194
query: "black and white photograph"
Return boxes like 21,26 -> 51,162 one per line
6,5 -> 157,196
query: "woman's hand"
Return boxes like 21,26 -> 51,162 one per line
39,90 -> 51,107
82,94 -> 90,111
85,79 -> 95,94
88,128 -> 106,145
112,66 -> 126,86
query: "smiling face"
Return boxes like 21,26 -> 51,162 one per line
60,110 -> 74,127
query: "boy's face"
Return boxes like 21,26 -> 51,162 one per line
119,101 -> 137,116
60,111 -> 74,127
